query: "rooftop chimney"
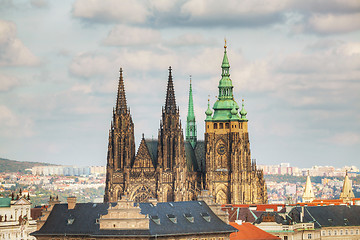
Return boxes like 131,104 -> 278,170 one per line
67,196 -> 77,210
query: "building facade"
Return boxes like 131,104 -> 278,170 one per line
0,191 -> 36,240
104,44 -> 267,204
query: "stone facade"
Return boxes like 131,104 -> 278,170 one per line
104,45 -> 267,204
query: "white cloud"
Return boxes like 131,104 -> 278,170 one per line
166,33 -> 215,47
0,74 -> 19,91
325,132 -> 360,146
72,0 -> 149,24
180,0 -> 289,26
70,83 -> 92,94
0,20 -> 39,66
306,13 -> 360,34
0,105 -> 34,137
103,25 -> 161,46
69,52 -> 114,78
30,0 -> 48,8
69,50 -> 178,79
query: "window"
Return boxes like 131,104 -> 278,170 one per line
345,230 -> 348,235
284,236 -> 288,240
334,230 -> 337,235
356,230 -> 359,234
307,234 -> 312,239
219,123 -> 223,129
322,231 -> 326,236
340,230 -> 343,235
225,123 -> 229,129
200,212 -> 211,222
214,123 -> 218,129
328,230 -> 331,236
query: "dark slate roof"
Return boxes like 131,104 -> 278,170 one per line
139,201 -> 236,235
32,201 -> 236,237
289,205 -> 360,228
185,142 -> 200,171
144,139 -> 158,166
194,140 -> 205,172
253,212 -> 290,225
142,138 -> 205,173
226,207 -> 258,223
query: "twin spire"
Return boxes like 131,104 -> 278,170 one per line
116,68 -> 128,114
165,66 -> 177,114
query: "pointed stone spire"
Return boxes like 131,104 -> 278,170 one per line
340,170 -> 355,203
302,171 -> 315,203
186,76 -> 197,148
116,68 -> 127,114
165,66 -> 177,114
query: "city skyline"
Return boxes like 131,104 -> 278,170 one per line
0,1 -> 359,168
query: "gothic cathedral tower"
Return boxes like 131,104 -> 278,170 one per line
204,43 -> 267,204
104,68 -> 135,202
156,67 -> 189,202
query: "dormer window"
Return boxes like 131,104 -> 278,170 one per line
150,215 -> 160,225
167,214 -> 177,224
200,212 -> 211,222
67,218 -> 75,225
184,213 -> 194,223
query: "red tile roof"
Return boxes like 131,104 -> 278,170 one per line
230,222 -> 280,240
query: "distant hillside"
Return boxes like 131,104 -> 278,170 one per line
0,158 -> 54,173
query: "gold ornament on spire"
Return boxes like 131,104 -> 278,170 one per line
224,38 -> 227,48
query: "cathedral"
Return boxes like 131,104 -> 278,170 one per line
104,44 -> 267,204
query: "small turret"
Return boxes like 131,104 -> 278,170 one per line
340,171 -> 355,203
205,99 -> 213,120
240,99 -> 248,121
302,171 -> 315,203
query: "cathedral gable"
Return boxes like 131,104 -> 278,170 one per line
133,138 -> 155,169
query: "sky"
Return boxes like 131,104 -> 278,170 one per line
0,0 -> 359,168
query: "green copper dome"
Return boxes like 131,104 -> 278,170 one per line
240,99 -> 248,120
205,99 -> 213,120
209,42 -> 241,121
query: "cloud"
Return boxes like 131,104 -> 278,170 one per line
103,25 -> 161,46
0,20 -> 39,66
291,0 -> 360,14
0,74 -> 19,91
72,0 -> 149,24
180,0 -> 288,27
325,132 -> 360,146
166,33 -> 216,47
300,13 -> 360,34
30,0 -> 48,8
0,105 -> 34,137
69,50 -> 178,79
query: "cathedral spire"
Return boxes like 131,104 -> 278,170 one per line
186,76 -> 197,148
165,66 -> 177,114
116,68 -> 127,114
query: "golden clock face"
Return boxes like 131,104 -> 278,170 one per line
217,144 -> 226,155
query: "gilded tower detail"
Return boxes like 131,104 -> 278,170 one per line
104,44 -> 267,204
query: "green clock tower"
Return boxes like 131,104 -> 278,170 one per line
204,42 -> 267,204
